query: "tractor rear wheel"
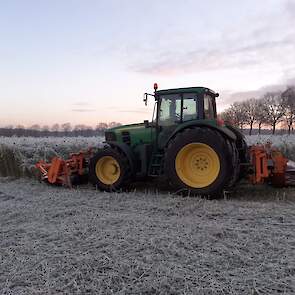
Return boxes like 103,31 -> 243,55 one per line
89,148 -> 130,191
164,127 -> 234,197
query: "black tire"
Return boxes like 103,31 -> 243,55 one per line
238,138 -> 249,179
228,140 -> 240,186
226,124 -> 249,167
164,127 -> 234,197
89,147 -> 130,191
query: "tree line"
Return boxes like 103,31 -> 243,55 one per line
221,86 -> 295,135
0,122 -> 122,137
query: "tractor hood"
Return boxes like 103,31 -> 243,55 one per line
109,122 -> 146,132
105,122 -> 155,146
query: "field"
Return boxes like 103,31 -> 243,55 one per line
1,178 -> 295,294
1,134 -> 295,178
1,135 -> 295,294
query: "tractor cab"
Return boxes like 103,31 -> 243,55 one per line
144,84 -> 218,125
155,85 -> 218,127
153,85 -> 219,149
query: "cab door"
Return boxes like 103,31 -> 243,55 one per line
157,93 -> 199,149
157,94 -> 182,149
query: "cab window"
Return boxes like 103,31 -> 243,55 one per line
159,94 -> 181,126
183,93 -> 198,122
204,94 -> 215,119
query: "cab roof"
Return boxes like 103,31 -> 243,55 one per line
156,86 -> 217,96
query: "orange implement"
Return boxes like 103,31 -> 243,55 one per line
249,144 -> 288,186
249,145 -> 269,184
35,149 -> 93,188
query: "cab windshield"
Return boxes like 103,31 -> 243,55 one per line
158,93 -> 198,126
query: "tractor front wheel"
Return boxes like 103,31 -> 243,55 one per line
89,148 -> 130,191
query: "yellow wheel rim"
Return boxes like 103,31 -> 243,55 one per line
175,143 -> 220,188
95,156 -> 121,185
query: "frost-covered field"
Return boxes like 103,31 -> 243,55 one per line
245,134 -> 295,148
0,178 -> 295,294
1,135 -> 295,178
0,136 -> 104,177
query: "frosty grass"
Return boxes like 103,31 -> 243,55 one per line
0,178 -> 294,294
1,134 -> 295,177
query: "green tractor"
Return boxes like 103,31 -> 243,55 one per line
89,84 -> 247,196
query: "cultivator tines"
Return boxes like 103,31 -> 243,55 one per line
36,149 -> 93,187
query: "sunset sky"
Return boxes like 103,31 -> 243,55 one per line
0,0 -> 294,127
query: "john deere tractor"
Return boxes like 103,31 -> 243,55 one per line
88,84 -> 247,196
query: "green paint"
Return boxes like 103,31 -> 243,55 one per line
108,122 -> 156,147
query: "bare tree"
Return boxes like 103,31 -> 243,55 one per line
73,124 -> 86,136
51,123 -> 60,132
222,102 -> 247,129
282,86 -> 295,135
95,122 -> 108,131
15,124 -> 25,129
254,98 -> 269,134
242,98 -> 258,135
263,92 -> 285,135
220,108 -> 234,124
84,126 -> 93,136
74,124 -> 86,131
61,123 -> 72,135
108,122 -> 122,128
29,124 -> 41,131
50,123 -> 60,136
41,125 -> 50,136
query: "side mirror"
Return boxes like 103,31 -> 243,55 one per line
144,120 -> 149,128
143,92 -> 155,106
143,93 -> 148,106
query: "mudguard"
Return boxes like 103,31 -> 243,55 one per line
165,121 -> 237,148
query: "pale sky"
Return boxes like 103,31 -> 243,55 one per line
0,0 -> 294,127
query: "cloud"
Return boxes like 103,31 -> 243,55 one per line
72,102 -> 91,106
104,106 -> 151,114
72,102 -> 96,112
118,110 -> 149,114
286,77 -> 295,86
72,108 -> 96,112
117,107 -> 150,114
219,78 -> 295,108
131,32 -> 295,75
286,0 -> 295,18
128,1 -> 295,76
